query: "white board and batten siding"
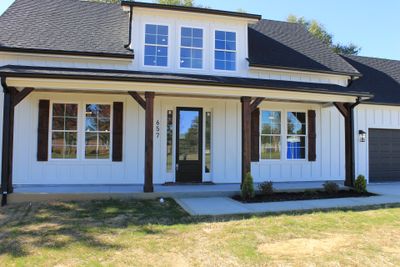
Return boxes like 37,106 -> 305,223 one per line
354,104 -> 400,182
10,90 -> 346,185
251,104 -> 345,183
12,93 -> 242,185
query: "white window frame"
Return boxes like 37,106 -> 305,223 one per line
203,109 -> 212,176
48,102 -> 113,162
286,111 -> 308,161
178,26 -> 205,70
143,23 -> 170,68
213,29 -> 238,72
83,102 -> 113,161
48,101 -> 80,161
259,109 -> 308,162
260,110 -> 282,161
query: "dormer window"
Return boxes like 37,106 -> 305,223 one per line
214,30 -> 236,71
180,27 -> 203,69
144,24 -> 168,67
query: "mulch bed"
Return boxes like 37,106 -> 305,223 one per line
233,190 -> 376,203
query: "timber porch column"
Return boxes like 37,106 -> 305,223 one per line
128,91 -> 155,193
144,92 -> 155,193
241,97 -> 251,184
1,77 -> 34,206
334,99 -> 360,187
241,96 -> 264,186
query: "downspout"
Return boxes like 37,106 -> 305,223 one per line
1,76 -> 9,206
124,6 -> 134,52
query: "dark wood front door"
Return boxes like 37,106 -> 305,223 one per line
176,107 -> 203,183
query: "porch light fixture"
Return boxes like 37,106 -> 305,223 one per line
359,130 -> 366,142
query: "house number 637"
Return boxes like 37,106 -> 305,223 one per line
155,120 -> 160,138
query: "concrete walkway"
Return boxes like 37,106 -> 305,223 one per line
175,183 -> 400,216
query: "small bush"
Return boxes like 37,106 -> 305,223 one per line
323,181 -> 339,194
355,175 -> 367,193
304,189 -> 318,197
258,181 -> 274,195
241,172 -> 255,201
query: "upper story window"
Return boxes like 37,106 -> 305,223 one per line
214,30 -> 236,71
180,27 -> 203,69
144,24 -> 168,67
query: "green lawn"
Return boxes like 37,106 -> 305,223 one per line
0,199 -> 399,266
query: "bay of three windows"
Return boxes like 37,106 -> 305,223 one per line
144,24 -> 236,71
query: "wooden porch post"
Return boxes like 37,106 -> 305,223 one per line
1,78 -> 33,205
128,91 -> 155,193
241,96 -> 251,185
1,88 -> 12,205
334,100 -> 360,187
144,92 -> 155,193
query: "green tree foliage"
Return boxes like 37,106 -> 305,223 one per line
241,172 -> 255,201
287,15 -> 361,55
156,0 -> 194,6
88,0 -> 121,3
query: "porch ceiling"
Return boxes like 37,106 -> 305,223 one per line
0,65 -> 373,103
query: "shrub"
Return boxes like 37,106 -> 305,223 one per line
258,181 -> 274,195
323,181 -> 339,194
304,189 -> 318,197
355,175 -> 367,193
241,172 -> 255,201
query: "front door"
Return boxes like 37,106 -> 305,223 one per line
176,107 -> 203,183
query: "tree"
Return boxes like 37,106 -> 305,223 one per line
155,0 -> 194,6
287,15 -> 361,55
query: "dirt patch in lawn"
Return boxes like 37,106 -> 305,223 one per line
233,190 -> 376,203
258,235 -> 352,258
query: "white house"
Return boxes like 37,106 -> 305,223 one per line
0,0 -> 399,204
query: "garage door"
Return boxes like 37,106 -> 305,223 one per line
369,129 -> 400,182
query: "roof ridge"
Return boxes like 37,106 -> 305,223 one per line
343,54 -> 400,63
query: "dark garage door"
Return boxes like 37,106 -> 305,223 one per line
369,129 -> 400,182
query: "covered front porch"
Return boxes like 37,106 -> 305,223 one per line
0,65 -> 371,205
10,181 -> 344,203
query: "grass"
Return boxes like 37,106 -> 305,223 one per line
0,199 -> 400,266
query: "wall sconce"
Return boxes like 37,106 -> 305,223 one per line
359,130 -> 366,142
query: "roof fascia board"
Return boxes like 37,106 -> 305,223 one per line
249,65 -> 352,81
249,63 -> 362,78
6,77 -> 360,103
0,47 -> 134,60
3,73 -> 372,100
121,1 -> 261,21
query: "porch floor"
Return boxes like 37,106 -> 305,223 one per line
10,181 -> 344,203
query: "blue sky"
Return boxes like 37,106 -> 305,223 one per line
1,0 -> 399,60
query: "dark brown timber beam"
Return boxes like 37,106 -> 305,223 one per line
13,87 -> 34,107
250,97 -> 265,112
128,91 -> 155,192
1,82 -> 34,206
128,91 -> 146,110
144,92 -> 155,192
241,96 -> 251,186
334,99 -> 361,187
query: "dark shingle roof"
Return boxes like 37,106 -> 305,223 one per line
342,55 -> 400,105
0,65 -> 371,98
0,0 -> 132,58
248,20 -> 360,76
